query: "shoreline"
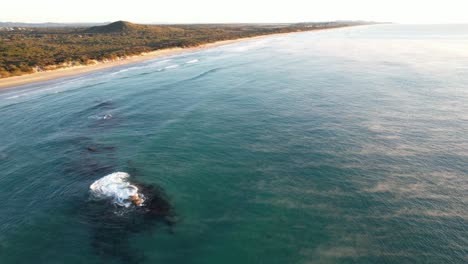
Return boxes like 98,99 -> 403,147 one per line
0,28 -> 346,90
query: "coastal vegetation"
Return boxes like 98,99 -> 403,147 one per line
0,21 -> 369,78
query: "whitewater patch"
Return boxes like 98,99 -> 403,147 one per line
1,76 -> 90,101
110,65 -> 148,76
90,172 -> 145,207
88,114 -> 112,120
5,85 -> 62,100
186,59 -> 199,64
148,59 -> 172,66
110,68 -> 130,76
164,64 -> 179,69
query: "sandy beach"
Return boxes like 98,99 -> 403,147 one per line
0,34 -> 289,90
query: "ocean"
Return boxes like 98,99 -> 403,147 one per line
0,24 -> 467,263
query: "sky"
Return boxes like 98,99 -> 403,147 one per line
1,0 -> 468,24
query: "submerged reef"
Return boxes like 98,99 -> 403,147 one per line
67,100 -> 176,263
86,172 -> 176,263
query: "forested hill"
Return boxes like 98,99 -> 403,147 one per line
0,21 -> 374,78
84,21 -> 159,33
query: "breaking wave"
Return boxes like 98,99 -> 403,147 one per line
90,172 -> 145,207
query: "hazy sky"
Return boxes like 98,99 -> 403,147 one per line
2,0 -> 468,24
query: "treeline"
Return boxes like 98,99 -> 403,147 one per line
0,21 -> 369,78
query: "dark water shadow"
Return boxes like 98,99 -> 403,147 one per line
61,136 -> 117,179
68,141 -> 175,263
81,179 -> 176,264
61,98 -> 176,263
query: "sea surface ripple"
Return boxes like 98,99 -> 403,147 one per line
0,24 -> 467,264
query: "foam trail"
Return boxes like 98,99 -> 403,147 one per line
165,65 -> 179,69
88,114 -> 112,120
90,172 -> 144,207
186,59 -> 199,64
149,59 -> 172,66
110,69 -> 129,75
5,86 -> 61,99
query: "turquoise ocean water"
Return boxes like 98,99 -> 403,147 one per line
0,24 -> 467,263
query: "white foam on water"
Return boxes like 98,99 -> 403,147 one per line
110,68 -> 130,75
186,59 -> 199,64
157,59 -> 172,64
88,114 -> 112,120
148,59 -> 172,65
2,76 -> 89,101
5,86 -> 61,99
90,172 -> 145,207
165,64 -> 179,69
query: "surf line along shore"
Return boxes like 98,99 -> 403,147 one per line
0,27 -> 347,90
0,34 -> 275,89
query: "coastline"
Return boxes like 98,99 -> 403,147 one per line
0,28 -> 341,90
